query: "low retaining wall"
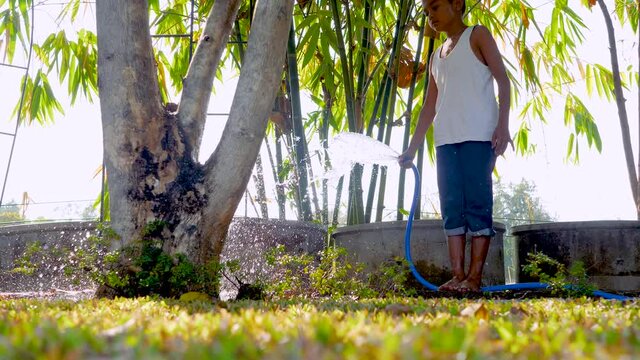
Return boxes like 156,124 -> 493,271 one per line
512,221 -> 640,291
0,219 -> 327,296
332,219 -> 506,287
219,217 -> 327,298
0,221 -> 99,292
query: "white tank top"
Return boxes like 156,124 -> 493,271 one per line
431,26 -> 499,147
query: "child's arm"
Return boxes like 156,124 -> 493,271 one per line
474,25 -> 512,156
398,60 -> 438,168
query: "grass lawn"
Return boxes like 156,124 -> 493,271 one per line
0,296 -> 638,359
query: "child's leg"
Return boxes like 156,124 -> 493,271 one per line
458,141 -> 496,291
439,234 -> 466,291
436,144 -> 467,291
459,235 -> 491,291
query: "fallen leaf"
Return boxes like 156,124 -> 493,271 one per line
460,303 -> 489,320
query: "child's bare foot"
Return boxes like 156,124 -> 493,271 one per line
457,278 -> 481,293
439,277 -> 464,291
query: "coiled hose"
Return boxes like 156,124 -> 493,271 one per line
404,164 -> 631,301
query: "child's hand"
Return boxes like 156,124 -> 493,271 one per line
397,152 -> 415,169
492,124 -> 513,156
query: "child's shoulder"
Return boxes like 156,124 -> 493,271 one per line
470,25 -> 494,38
470,25 -> 496,45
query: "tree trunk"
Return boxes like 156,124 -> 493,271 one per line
96,0 -> 294,267
597,0 -> 639,219
97,0 -> 168,246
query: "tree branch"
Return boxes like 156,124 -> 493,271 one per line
201,0 -> 294,259
178,0 -> 242,160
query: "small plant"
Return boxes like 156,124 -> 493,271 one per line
262,244 -> 418,299
522,252 -> 595,297
219,259 -> 266,301
309,246 -> 373,299
264,244 -> 315,298
11,241 -> 44,275
367,257 -> 417,298
98,221 -> 223,299
11,223 -> 115,286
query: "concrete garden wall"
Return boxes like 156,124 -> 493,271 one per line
0,219 -> 327,296
512,221 -> 640,291
0,221 -> 99,292
332,219 -> 506,287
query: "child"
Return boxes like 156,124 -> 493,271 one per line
398,0 -> 512,292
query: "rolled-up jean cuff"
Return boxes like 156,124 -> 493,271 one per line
469,228 -> 495,237
444,226 -> 466,236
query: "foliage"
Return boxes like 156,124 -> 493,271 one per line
522,252 -> 596,297
263,244 -> 416,300
0,297 -> 638,358
100,221 -> 223,299
493,179 -> 556,282
493,178 -> 556,231
0,201 -> 24,224
10,240 -> 43,275
367,256 -> 417,298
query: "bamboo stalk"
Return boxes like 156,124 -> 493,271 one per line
375,0 -> 413,222
321,84 -> 333,224
364,0 -> 410,222
286,22 -> 313,221
414,38 -> 436,220
397,14 -> 426,220
329,0 -> 364,225
332,176 -> 345,226
254,154 -> 269,218
265,136 -> 286,220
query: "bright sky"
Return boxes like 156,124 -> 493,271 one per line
0,2 -> 638,223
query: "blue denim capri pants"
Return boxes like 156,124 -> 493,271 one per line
436,141 -> 496,237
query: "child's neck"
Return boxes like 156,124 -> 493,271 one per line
443,21 -> 467,39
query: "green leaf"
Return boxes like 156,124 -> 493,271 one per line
585,64 -> 593,96
300,24 -> 320,69
149,0 -> 160,13
566,133 -> 575,159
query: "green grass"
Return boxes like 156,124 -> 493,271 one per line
1,297 -> 638,359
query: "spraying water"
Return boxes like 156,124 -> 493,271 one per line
328,133 -> 400,166
322,133 -> 400,183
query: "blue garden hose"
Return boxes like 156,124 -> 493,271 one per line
404,164 -> 632,301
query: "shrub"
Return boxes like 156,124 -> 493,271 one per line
522,252 -> 595,297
